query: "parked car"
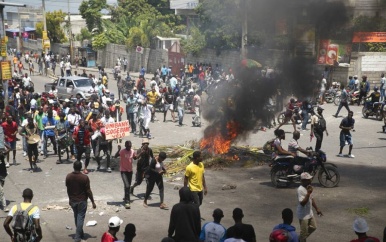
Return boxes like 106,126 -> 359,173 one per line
44,76 -> 94,99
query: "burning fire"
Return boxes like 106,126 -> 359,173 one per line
200,121 -> 240,154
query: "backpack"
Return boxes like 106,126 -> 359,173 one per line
12,204 -> 36,242
314,115 -> 326,132
263,138 -> 276,155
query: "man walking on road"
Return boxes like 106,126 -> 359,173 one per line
310,107 -> 328,152
184,151 -> 207,206
297,172 -> 323,242
333,84 -> 350,118
66,161 -> 96,242
3,188 -> 43,242
338,111 -> 355,158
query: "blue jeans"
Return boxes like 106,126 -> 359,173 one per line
335,101 -> 350,116
128,113 -> 136,132
177,107 -> 184,125
70,200 -> 87,242
381,89 -> 385,101
301,111 -> 309,130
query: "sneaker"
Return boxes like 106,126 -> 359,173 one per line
124,202 -> 131,209
333,114 -> 337,118
40,151 -> 44,156
3,206 -> 9,212
107,167 -> 112,173
12,159 -> 16,166
43,155 -> 47,159
348,154 -> 355,158
23,152 -> 27,157
338,153 -> 344,157
5,162 -> 9,168
56,160 -> 62,164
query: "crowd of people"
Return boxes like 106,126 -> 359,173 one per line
2,52 -> 384,242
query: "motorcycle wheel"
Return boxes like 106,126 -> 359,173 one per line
271,167 -> 290,188
318,165 -> 340,188
276,112 -> 286,125
325,94 -> 334,103
333,96 -> 341,106
376,111 -> 383,121
362,106 -> 369,118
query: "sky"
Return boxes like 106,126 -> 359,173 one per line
4,0 -> 117,16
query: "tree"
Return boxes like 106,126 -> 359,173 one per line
92,32 -> 109,49
36,11 -> 67,43
79,0 -> 107,32
76,27 -> 93,41
180,27 -> 206,56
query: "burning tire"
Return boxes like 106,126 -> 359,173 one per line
270,167 -> 290,188
318,165 -> 340,188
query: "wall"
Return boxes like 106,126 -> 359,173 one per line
349,52 -> 386,87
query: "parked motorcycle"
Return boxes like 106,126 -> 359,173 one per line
270,148 -> 340,188
362,99 -> 384,120
325,88 -> 340,103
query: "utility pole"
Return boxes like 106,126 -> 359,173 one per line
241,0 -> 248,59
42,0 -> 48,54
18,7 -> 22,53
68,0 -> 73,64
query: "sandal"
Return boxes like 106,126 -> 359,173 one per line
143,202 -> 148,208
160,203 -> 168,209
83,169 -> 89,174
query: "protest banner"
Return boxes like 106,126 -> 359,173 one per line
105,120 -> 130,140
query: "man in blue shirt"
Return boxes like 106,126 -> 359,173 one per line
199,208 -> 226,242
42,110 -> 57,159
272,208 -> 299,242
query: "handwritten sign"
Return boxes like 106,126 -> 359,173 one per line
1,61 -> 12,80
105,120 -> 130,140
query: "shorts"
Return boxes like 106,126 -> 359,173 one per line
164,104 -> 173,111
6,141 -> 16,150
319,89 -> 326,98
340,133 -> 353,147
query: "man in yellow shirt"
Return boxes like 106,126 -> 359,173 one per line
184,151 -> 208,206
146,86 -> 160,122
13,56 -> 18,69
3,188 -> 43,242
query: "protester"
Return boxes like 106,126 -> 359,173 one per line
2,115 -> 18,167
131,138 -> 153,195
350,218 -> 380,242
297,172 -> 323,242
143,152 -> 168,209
168,187 -> 201,242
333,84 -> 350,118
73,120 -> 92,174
338,111 -> 355,158
310,107 -> 328,152
116,223 -> 136,242
272,208 -> 299,242
101,216 -> 123,242
199,208 -> 227,242
66,161 -> 96,242
226,208 -> 256,242
19,117 -> 40,171
3,188 -> 43,242
184,150 -> 207,206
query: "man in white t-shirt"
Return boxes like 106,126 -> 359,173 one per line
65,61 -> 72,76
319,77 -> 327,104
22,73 -> 31,89
297,172 -> 323,242
354,75 -> 359,91
192,91 -> 202,127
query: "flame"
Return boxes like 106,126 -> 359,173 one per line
200,121 -> 240,154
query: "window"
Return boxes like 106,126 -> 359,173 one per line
59,79 -> 65,87
66,80 -> 74,87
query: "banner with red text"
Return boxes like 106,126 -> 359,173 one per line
105,120 -> 130,140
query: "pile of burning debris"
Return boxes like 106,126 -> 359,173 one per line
155,138 -> 271,176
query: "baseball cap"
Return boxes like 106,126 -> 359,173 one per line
353,218 -> 369,233
108,216 -> 123,228
354,75 -> 358,78
105,89 -> 110,93
133,87 -> 137,90
300,172 -> 313,180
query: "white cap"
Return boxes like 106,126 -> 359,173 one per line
300,172 -> 313,180
108,216 -> 123,228
353,218 -> 369,233
64,98 -> 70,102
105,89 -> 110,93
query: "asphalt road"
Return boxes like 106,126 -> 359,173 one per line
1,66 -> 386,242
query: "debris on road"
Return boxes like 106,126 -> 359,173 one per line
222,184 -> 237,190
86,220 -> 97,227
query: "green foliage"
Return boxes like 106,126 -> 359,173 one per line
76,28 -> 93,41
35,22 -> 44,39
196,0 -> 242,51
92,33 -> 109,49
46,10 -> 67,43
180,27 -> 206,56
79,0 -> 107,32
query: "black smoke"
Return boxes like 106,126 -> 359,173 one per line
200,0 -> 351,145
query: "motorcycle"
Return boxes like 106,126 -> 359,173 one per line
334,89 -> 363,106
276,101 -> 312,125
382,103 -> 386,132
270,148 -> 340,188
362,99 -> 384,120
325,88 -> 340,103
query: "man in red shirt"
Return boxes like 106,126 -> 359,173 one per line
101,216 -> 123,242
350,218 -> 380,242
88,111 -> 102,165
1,115 -> 18,167
114,141 -> 140,209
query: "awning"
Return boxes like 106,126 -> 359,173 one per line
5,27 -> 36,33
